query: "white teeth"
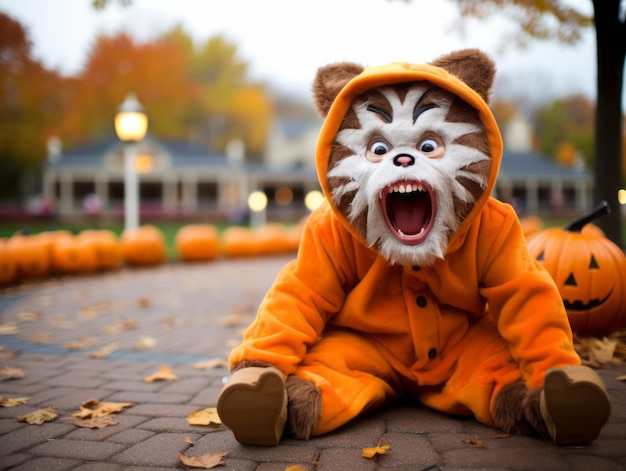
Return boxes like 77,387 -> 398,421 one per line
389,183 -> 424,194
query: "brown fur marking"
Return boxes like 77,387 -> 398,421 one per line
492,381 -> 550,439
286,376 -> 321,440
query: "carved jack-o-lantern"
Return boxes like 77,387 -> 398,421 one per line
526,201 -> 626,336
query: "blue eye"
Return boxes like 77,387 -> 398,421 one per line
370,141 -> 390,155
419,139 -> 438,153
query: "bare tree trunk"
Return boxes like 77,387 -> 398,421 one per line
591,0 -> 625,248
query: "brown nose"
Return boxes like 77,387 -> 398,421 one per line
393,154 -> 415,167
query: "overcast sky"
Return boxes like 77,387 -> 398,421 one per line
0,0 -> 606,105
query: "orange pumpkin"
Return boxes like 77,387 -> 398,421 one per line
526,201 -> 626,336
51,235 -> 98,275
8,234 -> 50,279
253,224 -> 292,255
120,225 -> 165,266
38,230 -> 74,275
176,224 -> 220,262
80,229 -> 121,271
0,239 -> 16,285
221,227 -> 259,258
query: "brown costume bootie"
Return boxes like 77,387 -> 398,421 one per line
540,365 -> 611,445
217,366 -> 287,446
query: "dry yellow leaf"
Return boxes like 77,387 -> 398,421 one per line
31,333 -> 51,344
0,367 -> 25,379
72,399 -> 133,418
218,313 -> 252,327
73,416 -> 118,428
144,365 -> 178,382
133,336 -> 156,350
186,407 -> 222,426
137,297 -> 152,308
463,437 -> 486,448
65,337 -> 100,350
616,375 -> 626,381
285,465 -> 309,471
0,396 -> 28,407
184,437 -> 195,444
0,322 -> 19,335
193,359 -> 228,370
0,346 -> 20,361
16,311 -> 41,322
17,406 -> 57,425
178,449 -> 227,469
362,438 -> 390,458
78,306 -> 97,319
89,342 -> 119,359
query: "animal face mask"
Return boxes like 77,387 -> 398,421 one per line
313,50 -> 498,267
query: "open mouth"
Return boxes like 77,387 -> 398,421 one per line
563,287 -> 613,311
380,180 -> 436,245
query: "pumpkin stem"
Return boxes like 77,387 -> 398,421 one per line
564,201 -> 610,233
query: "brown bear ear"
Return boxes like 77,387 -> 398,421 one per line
430,49 -> 495,103
312,62 -> 365,117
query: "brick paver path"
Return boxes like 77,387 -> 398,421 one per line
1,255 -> 625,470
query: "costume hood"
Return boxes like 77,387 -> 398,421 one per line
312,49 -> 504,257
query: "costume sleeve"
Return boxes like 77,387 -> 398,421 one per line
228,203 -> 358,375
477,202 -> 580,388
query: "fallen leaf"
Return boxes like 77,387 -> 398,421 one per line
73,416 -> 118,428
144,365 -> 178,382
574,333 -> 626,366
16,311 -> 41,322
0,367 -> 25,380
218,314 -> 248,328
137,297 -> 152,308
0,322 -> 19,335
616,375 -> 626,381
78,306 -> 97,319
72,399 -> 133,418
17,406 -> 57,425
133,336 -> 156,350
362,438 -> 390,458
89,342 -> 119,359
0,346 -> 20,360
65,337 -> 100,350
184,437 -> 194,444
48,313 -> 74,329
463,437 -> 486,448
178,449 -> 227,469
0,396 -> 28,407
102,319 -> 138,334
31,333 -> 51,344
285,466 -> 309,471
193,359 -> 228,370
186,407 -> 222,426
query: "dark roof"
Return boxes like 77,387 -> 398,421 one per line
499,150 -> 590,180
46,137 -> 591,182
46,137 -> 229,170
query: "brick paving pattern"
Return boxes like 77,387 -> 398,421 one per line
0,255 -> 625,470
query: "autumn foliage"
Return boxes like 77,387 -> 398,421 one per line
0,13 -> 274,202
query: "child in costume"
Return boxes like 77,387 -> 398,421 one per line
217,49 -> 611,446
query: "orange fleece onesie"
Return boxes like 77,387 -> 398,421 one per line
229,53 -> 581,435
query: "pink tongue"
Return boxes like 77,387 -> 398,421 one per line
392,198 -> 427,235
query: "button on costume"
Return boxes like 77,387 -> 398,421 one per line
217,49 -> 611,447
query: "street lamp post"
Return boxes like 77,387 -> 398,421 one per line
114,92 -> 148,231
